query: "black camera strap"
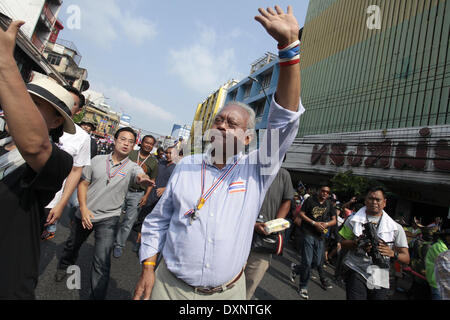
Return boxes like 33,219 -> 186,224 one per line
365,212 -> 395,245
365,212 -> 383,232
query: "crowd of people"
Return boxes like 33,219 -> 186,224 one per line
96,140 -> 114,156
0,5 -> 448,301
284,182 -> 449,300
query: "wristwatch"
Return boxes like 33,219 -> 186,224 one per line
393,251 -> 399,261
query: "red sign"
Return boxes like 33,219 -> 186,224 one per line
310,127 -> 450,172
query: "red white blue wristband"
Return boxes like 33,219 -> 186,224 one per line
278,40 -> 300,51
278,40 -> 300,67
279,55 -> 300,67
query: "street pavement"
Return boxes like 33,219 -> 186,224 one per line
252,241 -> 346,300
36,212 -> 405,300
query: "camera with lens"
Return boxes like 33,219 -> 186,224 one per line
357,222 -> 390,269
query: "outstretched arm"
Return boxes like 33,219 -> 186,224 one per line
136,173 -> 155,189
255,5 -> 300,112
0,21 -> 52,172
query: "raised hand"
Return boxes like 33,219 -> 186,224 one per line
0,21 -> 25,64
255,5 -> 299,47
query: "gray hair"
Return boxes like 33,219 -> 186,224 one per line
221,101 -> 256,131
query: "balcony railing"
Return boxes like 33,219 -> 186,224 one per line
250,52 -> 278,74
56,39 -> 82,65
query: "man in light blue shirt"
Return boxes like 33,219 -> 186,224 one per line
134,5 -> 304,300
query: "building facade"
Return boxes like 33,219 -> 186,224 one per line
171,124 -> 191,141
0,0 -> 63,53
190,79 -> 238,145
285,0 -> 450,223
119,114 -> 132,128
0,11 -> 66,85
224,52 -> 279,133
83,91 -> 120,139
43,39 -> 89,91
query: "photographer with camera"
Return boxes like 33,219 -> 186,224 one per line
339,187 -> 410,300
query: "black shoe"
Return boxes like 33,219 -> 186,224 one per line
55,268 -> 68,282
290,263 -> 297,283
298,288 -> 309,300
320,278 -> 333,290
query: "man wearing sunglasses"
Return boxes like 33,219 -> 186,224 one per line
294,182 -> 337,299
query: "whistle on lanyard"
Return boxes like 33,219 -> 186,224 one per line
189,198 -> 206,225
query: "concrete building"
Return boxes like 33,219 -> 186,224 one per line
83,91 -> 120,139
190,79 -> 238,144
224,52 -> 279,133
171,124 -> 191,141
0,12 -> 66,84
119,114 -> 132,128
285,0 -> 450,223
0,0 -> 63,53
43,39 -> 89,91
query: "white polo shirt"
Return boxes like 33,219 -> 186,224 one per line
46,124 -> 91,209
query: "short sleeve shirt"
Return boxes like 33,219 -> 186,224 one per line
46,124 -> 91,208
75,154 -> 144,222
300,195 -> 336,238
258,167 -> 294,221
339,211 -> 408,289
59,124 -> 91,167
340,214 -> 408,248
0,144 -> 73,299
128,150 -> 158,191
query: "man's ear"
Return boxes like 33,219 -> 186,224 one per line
244,128 -> 256,146
245,134 -> 253,146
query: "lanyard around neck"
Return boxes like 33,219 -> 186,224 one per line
106,155 -> 129,183
184,158 -> 240,217
137,151 -> 151,168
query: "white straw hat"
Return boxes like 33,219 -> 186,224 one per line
26,77 -> 76,134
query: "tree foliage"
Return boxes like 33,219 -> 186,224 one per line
72,109 -> 86,124
330,170 -> 384,202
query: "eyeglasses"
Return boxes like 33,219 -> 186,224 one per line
118,136 -> 135,144
366,197 -> 384,203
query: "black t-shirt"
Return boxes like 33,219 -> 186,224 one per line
0,144 -> 72,299
300,195 -> 336,238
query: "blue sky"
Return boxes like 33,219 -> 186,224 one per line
58,1 -> 310,135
